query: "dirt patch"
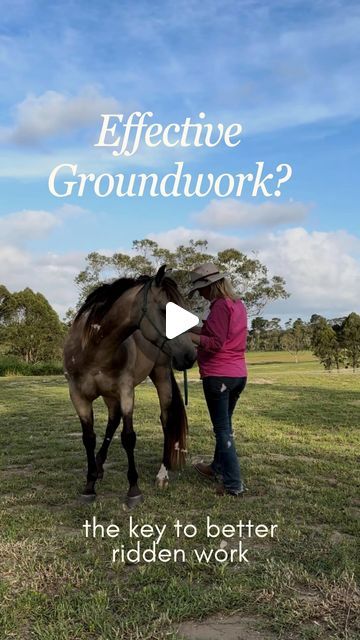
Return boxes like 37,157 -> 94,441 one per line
350,498 -> 360,507
253,453 -> 320,464
347,507 -> 360,520
329,531 -> 355,544
177,614 -> 276,640
304,524 -> 327,533
1,464 -> 33,477
314,476 -> 338,487
249,378 -> 274,385
293,590 -> 319,604
46,499 -> 83,512
266,453 -> 320,464
55,525 -> 82,536
272,484 -> 288,495
189,455 -> 213,466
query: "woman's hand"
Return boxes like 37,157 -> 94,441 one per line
188,331 -> 201,345
190,326 -> 202,335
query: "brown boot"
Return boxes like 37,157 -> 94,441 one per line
193,462 -> 216,481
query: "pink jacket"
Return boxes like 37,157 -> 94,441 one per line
197,298 -> 247,378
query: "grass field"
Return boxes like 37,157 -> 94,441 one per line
0,352 -> 359,640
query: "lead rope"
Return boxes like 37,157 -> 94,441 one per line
182,368 -> 190,465
183,369 -> 189,406
173,369 -> 191,466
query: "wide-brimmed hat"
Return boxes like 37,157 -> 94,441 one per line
188,262 -> 228,298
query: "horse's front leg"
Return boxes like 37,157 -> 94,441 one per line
120,385 -> 143,508
95,398 -> 121,479
69,388 -> 98,501
150,368 -> 172,489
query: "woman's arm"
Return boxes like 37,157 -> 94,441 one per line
199,299 -> 230,352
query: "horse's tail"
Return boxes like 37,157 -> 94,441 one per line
168,370 -> 188,470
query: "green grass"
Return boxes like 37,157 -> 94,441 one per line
0,352 -> 359,639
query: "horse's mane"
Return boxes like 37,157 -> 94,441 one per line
161,276 -> 184,306
74,273 -> 183,346
74,275 -> 150,326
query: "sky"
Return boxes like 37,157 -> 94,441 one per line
0,0 -> 359,320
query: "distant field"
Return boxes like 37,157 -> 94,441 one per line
247,349 -> 319,366
185,350 -> 321,381
0,354 -> 359,639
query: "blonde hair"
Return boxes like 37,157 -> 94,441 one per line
207,277 -> 238,301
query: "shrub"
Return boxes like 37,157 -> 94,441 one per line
0,356 -> 63,377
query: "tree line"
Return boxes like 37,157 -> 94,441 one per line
248,313 -> 360,371
0,238 -> 359,371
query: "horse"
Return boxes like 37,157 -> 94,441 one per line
63,266 -> 197,507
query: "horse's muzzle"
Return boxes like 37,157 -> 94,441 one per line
173,353 -> 196,371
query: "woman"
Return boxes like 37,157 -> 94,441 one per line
188,263 -> 248,497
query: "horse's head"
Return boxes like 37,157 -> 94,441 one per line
137,265 -> 197,371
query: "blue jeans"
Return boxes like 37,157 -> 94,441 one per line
202,376 -> 247,494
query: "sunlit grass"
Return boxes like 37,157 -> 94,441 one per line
0,353 -> 359,639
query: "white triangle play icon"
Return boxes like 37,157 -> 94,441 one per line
166,302 -> 199,339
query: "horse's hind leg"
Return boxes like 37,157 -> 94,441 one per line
69,389 -> 97,500
95,398 -> 121,479
150,367 -> 172,489
119,384 -> 143,508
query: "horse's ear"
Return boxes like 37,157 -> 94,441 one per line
155,264 -> 167,286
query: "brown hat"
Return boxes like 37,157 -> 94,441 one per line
188,262 -> 228,298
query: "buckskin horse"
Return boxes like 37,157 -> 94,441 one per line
63,266 -> 196,507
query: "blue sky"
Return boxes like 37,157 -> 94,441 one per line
0,0 -> 359,319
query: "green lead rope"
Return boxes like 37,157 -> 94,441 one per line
183,369 -> 189,406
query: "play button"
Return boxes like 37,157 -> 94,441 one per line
166,302 -> 199,339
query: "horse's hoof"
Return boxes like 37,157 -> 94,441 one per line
155,477 -> 169,490
124,493 -> 144,509
80,492 -> 96,503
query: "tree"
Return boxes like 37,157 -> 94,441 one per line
249,316 -> 266,350
311,317 -> 339,371
72,239 -> 289,318
216,249 -> 289,316
331,322 -> 345,370
248,317 -> 269,350
1,288 -> 65,363
281,318 -> 310,362
0,285 -> 12,333
342,312 -> 360,371
266,318 -> 283,351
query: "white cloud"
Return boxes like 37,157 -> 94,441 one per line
0,245 -> 84,317
254,227 -> 360,317
0,210 -> 60,243
0,205 -> 89,244
1,2 -> 360,140
1,216 -> 359,320
1,87 -> 120,145
148,225 -> 360,318
54,203 -> 90,220
195,199 -> 310,228
0,205 -> 91,316
148,226 -> 240,251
